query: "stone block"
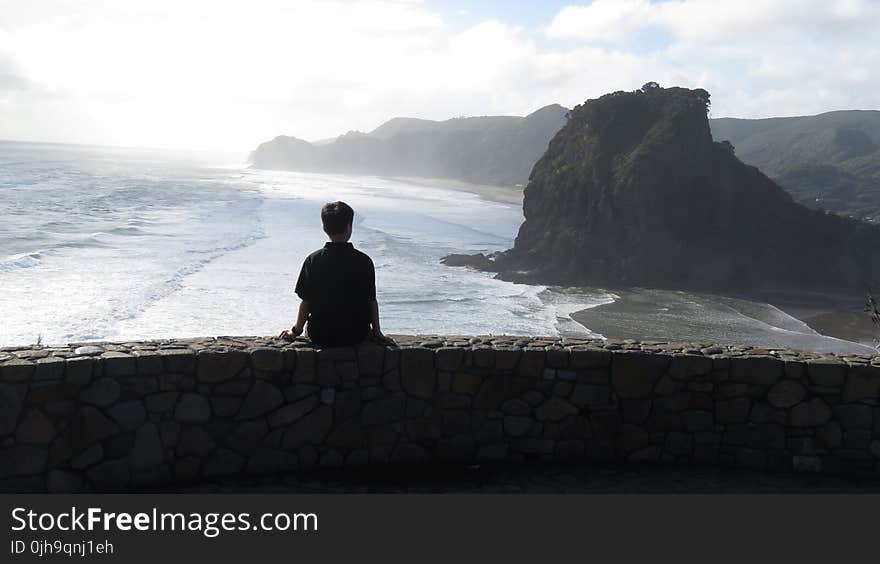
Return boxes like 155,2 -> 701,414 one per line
570,384 -> 611,408
202,449 -> 245,477
174,393 -> 211,423
807,360 -> 846,387
452,372 -> 482,395
15,409 -> 55,444
0,383 -> 25,436
133,352 -> 163,375
515,349 -> 546,379
237,380 -> 284,420
669,354 -> 713,380
46,470 -> 83,493
729,356 -> 782,386
102,352 -> 136,378
390,443 -> 429,465
843,365 -> 880,403
197,349 -> 248,383
789,398 -> 832,427
107,401 -> 147,431
546,348 -> 569,369
569,348 -> 611,369
767,380 -> 806,408
715,397 -> 751,424
400,348 -> 436,399
501,398 -> 530,416
73,406 -> 119,448
816,421 -> 842,449
316,347 -> 356,362
494,348 -> 521,371
250,348 -> 283,372
281,406 -> 333,447
681,410 -> 714,432
34,357 -> 65,380
80,377 -> 120,407
177,427 -> 215,457
355,344 -> 385,376
130,423 -> 164,470
64,357 -> 94,386
87,459 -> 130,491
1,359 -> 35,383
611,352 -> 667,399
503,416 -> 533,437
472,347 -> 494,368
159,349 -> 196,374
535,397 -> 578,422
833,404 -> 873,429
436,347 -> 464,371
268,396 -> 318,427
227,420 -> 268,454
145,392 -> 178,414
620,399 -> 652,424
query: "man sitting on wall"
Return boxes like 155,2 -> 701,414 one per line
278,201 -> 393,347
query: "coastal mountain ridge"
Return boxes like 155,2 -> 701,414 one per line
444,84 -> 880,296
249,104 -> 568,186
251,105 -> 880,220
711,110 -> 880,220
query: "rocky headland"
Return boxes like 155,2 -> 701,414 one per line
445,84 -> 880,297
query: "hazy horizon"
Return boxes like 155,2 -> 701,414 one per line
5,103 -> 880,157
2,0 -> 879,152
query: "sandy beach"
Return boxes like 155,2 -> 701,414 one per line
386,176 -> 524,205
570,287 -> 876,354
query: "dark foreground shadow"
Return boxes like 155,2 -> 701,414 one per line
152,461 -> 880,494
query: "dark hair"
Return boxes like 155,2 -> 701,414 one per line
321,201 -> 354,235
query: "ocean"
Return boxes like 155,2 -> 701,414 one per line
0,141 -> 872,354
0,141 -> 611,346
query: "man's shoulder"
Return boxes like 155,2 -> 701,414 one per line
304,247 -> 327,262
352,248 -> 374,265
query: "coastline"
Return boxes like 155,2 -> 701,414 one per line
384,175 -> 524,205
395,176 -> 876,353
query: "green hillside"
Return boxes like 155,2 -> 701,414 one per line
710,110 -> 880,222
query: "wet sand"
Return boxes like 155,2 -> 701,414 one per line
570,287 -> 876,354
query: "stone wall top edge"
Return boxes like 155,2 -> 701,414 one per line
1,335 -> 877,366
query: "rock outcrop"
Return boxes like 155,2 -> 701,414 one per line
470,84 -> 880,295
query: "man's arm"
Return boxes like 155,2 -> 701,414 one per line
369,300 -> 381,334
278,300 -> 309,340
293,300 -> 309,335
369,299 -> 394,344
365,256 -> 392,344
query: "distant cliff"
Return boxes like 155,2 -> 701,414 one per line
711,110 -> 880,221
448,84 -> 880,296
249,104 -> 568,186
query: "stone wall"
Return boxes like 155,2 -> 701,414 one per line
1,335 -> 879,492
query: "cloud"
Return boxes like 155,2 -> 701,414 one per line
0,0 -> 878,151
547,0 -> 880,42
544,0 -> 880,119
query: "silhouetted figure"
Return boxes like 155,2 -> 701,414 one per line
278,201 -> 392,347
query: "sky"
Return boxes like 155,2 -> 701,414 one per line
0,0 -> 878,153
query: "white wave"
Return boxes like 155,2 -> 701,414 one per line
0,250 -> 44,272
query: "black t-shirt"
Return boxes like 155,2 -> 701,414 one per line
295,242 -> 376,347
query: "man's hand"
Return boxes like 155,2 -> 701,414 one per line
371,329 -> 395,346
278,325 -> 304,341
